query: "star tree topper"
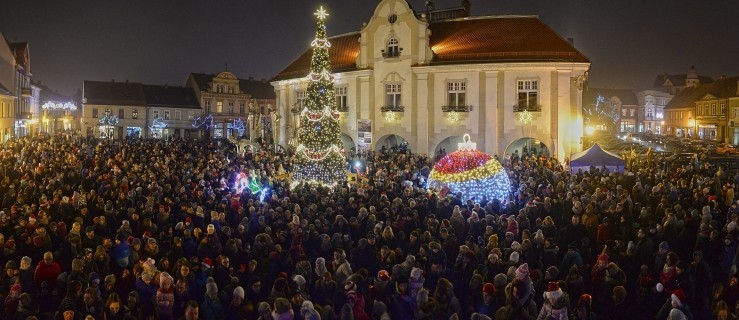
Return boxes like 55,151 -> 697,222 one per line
315,6 -> 329,20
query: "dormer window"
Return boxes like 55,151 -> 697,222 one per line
384,38 -> 400,58
228,86 -> 234,94
216,84 -> 224,93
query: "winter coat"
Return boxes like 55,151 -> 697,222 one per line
33,261 -> 62,290
200,297 -> 226,320
156,287 -> 175,318
536,293 -> 569,320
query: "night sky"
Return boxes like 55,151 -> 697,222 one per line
1,0 -> 738,97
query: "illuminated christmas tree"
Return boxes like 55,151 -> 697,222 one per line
292,6 -> 346,188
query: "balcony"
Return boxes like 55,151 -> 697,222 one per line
381,49 -> 402,58
21,87 -> 32,98
337,105 -> 349,113
381,105 -> 404,112
513,105 -> 542,112
442,105 -> 472,113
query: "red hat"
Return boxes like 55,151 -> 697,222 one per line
186,217 -> 192,223
32,236 -> 43,247
671,289 -> 686,307
201,258 -> 213,268
127,236 -> 134,244
378,270 -> 390,281
579,294 -> 592,304
597,253 -> 609,265
545,282 -> 563,300
483,283 -> 495,295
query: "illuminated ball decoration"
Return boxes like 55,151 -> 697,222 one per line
428,134 -> 511,203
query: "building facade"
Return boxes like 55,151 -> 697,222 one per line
82,80 -> 147,139
187,72 -> 277,141
271,0 -> 589,159
636,90 -> 670,134
583,88 -> 637,134
35,81 -> 79,134
143,84 -> 202,139
0,34 -> 15,141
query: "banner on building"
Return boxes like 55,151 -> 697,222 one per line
357,119 -> 372,151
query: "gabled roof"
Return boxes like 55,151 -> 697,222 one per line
83,80 -> 146,106
33,81 -> 74,103
653,74 -> 713,89
238,78 -> 276,100
272,16 -> 589,81
663,76 -> 739,110
188,73 -> 276,99
584,88 -> 638,106
143,85 -> 201,109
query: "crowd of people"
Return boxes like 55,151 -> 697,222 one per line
0,133 -> 737,320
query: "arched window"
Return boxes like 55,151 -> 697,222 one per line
385,38 -> 400,57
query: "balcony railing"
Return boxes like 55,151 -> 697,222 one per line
290,107 -> 302,114
513,105 -> 542,112
381,49 -> 402,58
381,105 -> 404,112
442,105 -> 472,112
337,105 -> 349,113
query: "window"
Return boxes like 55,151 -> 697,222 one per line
704,104 -> 709,116
296,91 -> 306,109
216,101 -> 223,113
622,109 -> 627,117
92,108 -> 98,118
721,103 -> 726,115
447,81 -> 466,106
517,80 -> 538,108
647,109 -> 653,118
132,109 -> 138,119
119,109 -> 125,119
240,102 -> 245,114
228,101 -> 234,114
386,38 -> 399,57
630,109 -> 635,117
164,111 -> 170,120
734,107 -> 739,118
175,111 -> 181,120
385,84 -> 402,107
216,84 -> 224,93
680,111 -> 684,119
153,110 -> 159,119
712,103 -> 716,115
227,86 -> 234,94
335,87 -> 348,110
188,111 -> 195,120
205,100 -> 211,113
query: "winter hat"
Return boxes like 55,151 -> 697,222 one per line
206,279 -> 218,296
659,241 -> 670,252
483,283 -> 495,295
274,297 -> 291,313
669,308 -> 688,320
509,251 -> 520,263
341,303 -> 354,320
596,253 -> 609,265
159,272 -> 173,288
301,300 -> 318,317
258,302 -> 271,314
201,257 -> 213,270
315,257 -> 327,276
515,263 -> 529,280
613,286 -> 627,303
510,241 -> 521,252
544,282 -> 563,300
233,286 -> 245,300
655,282 -> 664,293
494,273 -> 508,288
293,275 -> 306,287
378,270 -> 391,281
344,280 -> 357,292
141,271 -> 152,283
671,288 -> 686,307
410,267 -> 423,281
10,283 -> 21,294
545,266 -> 559,280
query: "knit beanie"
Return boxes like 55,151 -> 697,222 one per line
206,279 -> 218,296
233,286 -> 244,300
509,251 -> 520,263
494,273 -> 508,288
341,303 -> 354,320
515,263 -> 530,280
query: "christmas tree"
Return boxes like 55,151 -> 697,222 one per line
292,6 -> 346,188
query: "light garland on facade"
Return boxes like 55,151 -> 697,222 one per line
518,110 -> 533,124
385,111 -> 397,122
193,114 -> 214,129
292,6 -> 347,188
98,112 -> 119,126
42,101 -> 78,110
447,111 -> 461,123
428,134 -> 511,202
150,117 -> 168,129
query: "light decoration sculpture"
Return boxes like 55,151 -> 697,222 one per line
517,110 -> 533,124
149,117 -> 168,139
428,134 -> 511,203
42,101 -> 78,110
291,6 -> 346,188
98,111 -> 119,126
192,114 -> 214,130
447,111 -> 461,123
384,111 -> 397,122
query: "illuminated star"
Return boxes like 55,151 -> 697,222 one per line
315,6 -> 329,20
